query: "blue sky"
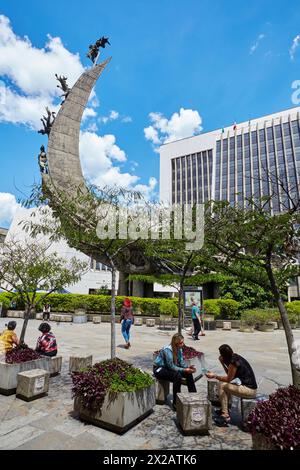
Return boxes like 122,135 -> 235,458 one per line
1,0 -> 300,227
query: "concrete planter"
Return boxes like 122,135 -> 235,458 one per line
0,357 -> 51,395
257,323 -> 274,332
74,383 -> 156,434
252,433 -> 277,450
239,325 -> 254,333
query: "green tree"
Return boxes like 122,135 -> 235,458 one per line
0,239 -> 86,342
202,197 -> 300,387
24,184 -> 152,358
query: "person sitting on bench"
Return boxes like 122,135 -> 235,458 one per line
153,333 -> 196,410
206,344 -> 257,426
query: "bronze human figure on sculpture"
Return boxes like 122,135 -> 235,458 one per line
55,73 -> 70,103
86,36 -> 111,64
38,145 -> 48,174
38,107 -> 56,136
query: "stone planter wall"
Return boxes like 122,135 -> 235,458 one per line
0,357 -> 51,395
74,383 -> 156,434
252,433 -> 277,450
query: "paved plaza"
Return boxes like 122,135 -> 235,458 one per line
0,318 -> 298,450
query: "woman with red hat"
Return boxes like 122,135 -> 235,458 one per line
120,297 -> 134,349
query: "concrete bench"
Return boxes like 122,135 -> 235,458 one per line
222,321 -> 231,330
207,378 -> 220,405
146,318 -> 156,327
16,368 -> 50,401
49,356 -> 62,377
241,394 -> 269,426
155,376 -> 196,405
92,316 -> 101,324
134,317 -> 143,326
177,393 -> 212,435
155,379 -> 170,404
69,355 -> 93,373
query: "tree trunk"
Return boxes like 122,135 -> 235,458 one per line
178,286 -> 183,335
20,305 -> 32,344
110,265 -> 116,359
265,263 -> 300,388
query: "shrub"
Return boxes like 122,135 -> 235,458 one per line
217,299 -> 241,319
247,386 -> 300,450
159,300 -> 178,317
241,309 -> 277,327
34,293 -> 177,317
203,299 -> 220,317
274,306 -> 299,327
5,344 -> 41,364
0,292 -> 13,311
71,358 -> 154,411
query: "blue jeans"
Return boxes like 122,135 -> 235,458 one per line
121,319 -> 132,343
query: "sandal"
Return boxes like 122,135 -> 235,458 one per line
214,415 -> 230,427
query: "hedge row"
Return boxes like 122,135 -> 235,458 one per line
203,298 -> 241,319
33,293 -> 178,317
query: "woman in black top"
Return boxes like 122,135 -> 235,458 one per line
206,344 -> 257,426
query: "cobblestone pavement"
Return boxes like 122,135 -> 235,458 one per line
0,318 -> 298,450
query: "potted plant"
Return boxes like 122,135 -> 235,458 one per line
239,310 -> 256,332
73,302 -> 88,323
72,358 -> 155,434
247,386 -> 300,450
159,300 -> 177,330
0,344 -> 51,395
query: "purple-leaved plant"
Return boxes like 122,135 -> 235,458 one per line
247,385 -> 300,450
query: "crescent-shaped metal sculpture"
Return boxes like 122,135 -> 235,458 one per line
46,58 -> 111,192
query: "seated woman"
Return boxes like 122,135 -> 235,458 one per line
153,333 -> 196,409
206,344 -> 257,426
0,321 -> 19,354
36,323 -> 57,357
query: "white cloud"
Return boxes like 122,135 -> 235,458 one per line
99,109 -> 119,124
99,110 -> 133,125
249,33 -> 265,55
0,193 -> 21,225
144,108 -> 202,150
0,15 -> 85,128
134,177 -> 158,199
121,116 -> 133,123
290,35 -> 300,61
82,107 -> 97,121
79,131 -> 157,198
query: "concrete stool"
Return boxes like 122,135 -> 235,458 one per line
16,369 -> 50,401
69,355 -> 92,373
176,393 -> 212,435
241,394 -> 269,426
222,321 -> 231,330
146,318 -> 155,327
155,379 -> 170,404
134,317 -> 143,326
50,356 -> 62,377
207,379 -> 220,404
72,314 -> 87,324
93,316 -> 101,324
